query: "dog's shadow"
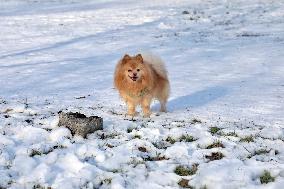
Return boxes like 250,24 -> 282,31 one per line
152,86 -> 228,111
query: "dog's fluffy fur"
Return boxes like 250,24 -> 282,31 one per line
114,53 -> 170,117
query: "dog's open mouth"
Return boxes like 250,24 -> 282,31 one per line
128,75 -> 138,81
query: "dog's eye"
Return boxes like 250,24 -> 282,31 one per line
137,69 -> 140,72
128,70 -> 132,72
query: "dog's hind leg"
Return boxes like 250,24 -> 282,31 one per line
160,102 -> 167,112
157,81 -> 169,112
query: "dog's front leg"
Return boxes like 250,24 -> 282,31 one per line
142,98 -> 151,117
127,101 -> 136,117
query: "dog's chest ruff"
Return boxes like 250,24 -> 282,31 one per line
126,87 -> 149,98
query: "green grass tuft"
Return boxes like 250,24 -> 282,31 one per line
166,136 -> 176,144
174,164 -> 198,176
166,135 -> 197,144
206,141 -> 224,149
177,178 -> 193,188
222,131 -> 238,137
127,127 -> 134,133
138,146 -> 147,152
240,135 -> 254,142
102,178 -> 112,184
30,149 -> 42,157
143,152 -> 169,161
133,134 -> 141,139
255,149 -> 270,155
32,184 -> 52,189
191,118 -> 202,124
209,127 -> 221,135
205,152 -> 224,161
180,135 -> 197,142
260,170 -> 275,184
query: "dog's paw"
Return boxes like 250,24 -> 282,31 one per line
124,114 -> 140,122
126,111 -> 138,118
143,112 -> 151,118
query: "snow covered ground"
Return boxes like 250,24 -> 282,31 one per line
0,0 -> 284,188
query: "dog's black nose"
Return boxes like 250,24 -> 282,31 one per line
133,73 -> 137,76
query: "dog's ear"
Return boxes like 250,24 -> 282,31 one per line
122,54 -> 131,64
135,54 -> 143,63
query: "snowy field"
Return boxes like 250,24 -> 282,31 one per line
0,0 -> 284,188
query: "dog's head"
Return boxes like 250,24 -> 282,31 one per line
121,54 -> 144,82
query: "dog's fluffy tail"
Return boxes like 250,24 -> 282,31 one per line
141,52 -> 168,80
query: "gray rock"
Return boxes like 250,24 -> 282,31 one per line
58,111 -> 103,138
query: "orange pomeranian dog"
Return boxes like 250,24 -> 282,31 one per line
114,53 -> 170,117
